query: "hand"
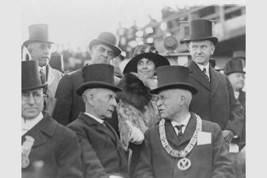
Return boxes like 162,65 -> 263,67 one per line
126,120 -> 144,145
222,130 -> 234,144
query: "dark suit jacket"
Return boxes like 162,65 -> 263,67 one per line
238,90 -> 246,148
21,114 -> 83,178
67,112 -> 128,178
135,113 -> 234,178
53,67 -> 119,135
188,61 -> 244,137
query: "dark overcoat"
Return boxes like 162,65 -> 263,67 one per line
53,68 -> 119,134
135,113 -> 234,178
67,112 -> 128,178
188,61 -> 244,137
21,114 -> 83,178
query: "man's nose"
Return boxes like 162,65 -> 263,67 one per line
28,94 -> 35,104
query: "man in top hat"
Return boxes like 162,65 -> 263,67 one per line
23,24 -> 63,115
53,32 -> 121,132
135,66 -> 234,178
67,64 -> 128,178
182,19 -> 244,148
232,50 -> 246,69
224,59 -> 246,178
21,60 -> 83,178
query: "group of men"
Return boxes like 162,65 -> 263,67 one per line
21,19 -> 245,178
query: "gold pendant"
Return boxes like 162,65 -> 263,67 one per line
177,157 -> 191,171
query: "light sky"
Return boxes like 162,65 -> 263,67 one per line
21,0 -> 245,51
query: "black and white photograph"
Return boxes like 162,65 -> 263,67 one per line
2,0 -> 259,177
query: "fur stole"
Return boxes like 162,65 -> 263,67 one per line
117,73 -> 152,112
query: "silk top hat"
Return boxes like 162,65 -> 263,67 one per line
89,32 -> 121,58
224,59 -> 245,75
182,19 -> 218,45
76,64 -> 122,96
23,24 -> 54,47
22,60 -> 47,91
232,50 -> 245,60
150,66 -> 198,95
123,53 -> 170,75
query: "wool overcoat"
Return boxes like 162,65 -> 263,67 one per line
21,114 -> 83,178
135,113 -> 234,178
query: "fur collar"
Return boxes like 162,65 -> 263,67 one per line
117,73 -> 152,111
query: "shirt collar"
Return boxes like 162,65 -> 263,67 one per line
38,66 -> 46,72
171,113 -> 191,128
196,63 -> 210,73
22,112 -> 43,135
84,112 -> 104,124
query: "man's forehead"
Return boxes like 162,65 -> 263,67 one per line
94,44 -> 114,52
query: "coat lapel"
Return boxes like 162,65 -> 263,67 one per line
165,120 -> 180,149
188,61 -> 210,90
210,67 -> 219,97
22,114 -> 56,148
178,114 -> 196,146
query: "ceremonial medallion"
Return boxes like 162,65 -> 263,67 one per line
177,157 -> 191,171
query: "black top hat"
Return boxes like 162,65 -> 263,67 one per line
23,24 -> 54,47
22,60 -> 47,91
182,19 -> 218,45
123,53 -> 170,75
232,51 -> 246,60
224,59 -> 245,75
89,32 -> 121,58
76,64 -> 122,96
150,66 -> 198,95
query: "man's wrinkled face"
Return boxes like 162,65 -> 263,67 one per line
28,42 -> 51,67
87,88 -> 117,119
188,40 -> 215,66
90,44 -> 115,64
22,88 -> 44,120
156,89 -> 182,120
228,72 -> 245,91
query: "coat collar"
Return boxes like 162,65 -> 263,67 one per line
188,61 -> 210,90
77,112 -> 117,143
22,114 -> 57,148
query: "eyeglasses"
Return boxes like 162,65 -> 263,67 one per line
22,91 -> 44,102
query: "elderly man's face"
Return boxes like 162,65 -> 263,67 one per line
90,44 -> 115,64
137,58 -> 156,79
188,40 -> 215,66
156,89 -> 182,120
28,42 -> 51,67
228,72 -> 245,91
22,88 -> 44,120
87,88 -> 117,119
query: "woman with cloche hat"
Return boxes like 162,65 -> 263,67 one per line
116,44 -> 170,178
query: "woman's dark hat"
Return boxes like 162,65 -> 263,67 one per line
22,60 -> 47,91
181,19 -> 218,45
123,52 -> 170,75
76,64 -> 122,96
224,59 -> 245,75
23,24 -> 54,47
150,66 -> 198,95
89,32 -> 121,58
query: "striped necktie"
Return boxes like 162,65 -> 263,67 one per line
202,68 -> 209,81
39,68 -> 46,84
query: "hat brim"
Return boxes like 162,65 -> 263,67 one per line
150,83 -> 198,95
23,40 -> 54,47
89,39 -> 121,58
22,83 -> 48,91
181,36 -> 218,45
76,82 -> 122,96
123,53 -> 170,75
225,70 -> 246,75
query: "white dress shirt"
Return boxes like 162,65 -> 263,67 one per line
171,113 -> 191,136
84,112 -> 104,124
21,113 -> 43,136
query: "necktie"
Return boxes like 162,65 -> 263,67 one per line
175,125 -> 184,141
39,68 -> 46,84
202,68 -> 209,81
